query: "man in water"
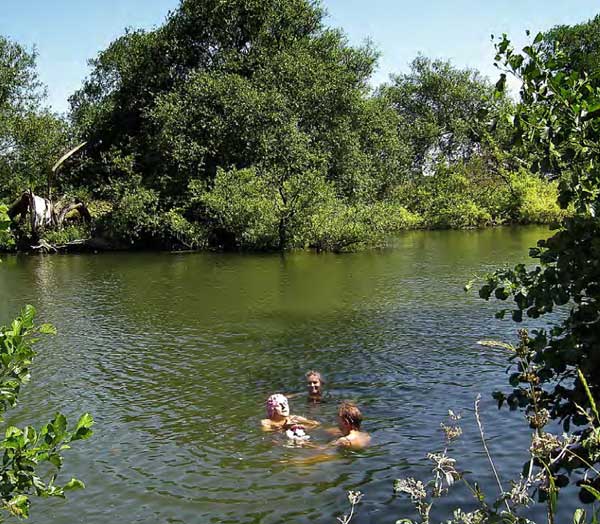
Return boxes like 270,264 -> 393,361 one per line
305,370 -> 324,403
333,401 -> 371,449
282,401 -> 371,463
286,370 -> 326,403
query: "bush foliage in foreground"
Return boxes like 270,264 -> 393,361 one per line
0,305 -> 93,520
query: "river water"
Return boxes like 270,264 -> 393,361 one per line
0,226 -> 573,523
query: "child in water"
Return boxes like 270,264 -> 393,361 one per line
261,394 -> 320,432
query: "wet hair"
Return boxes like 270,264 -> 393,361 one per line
338,402 -> 362,430
305,370 -> 323,383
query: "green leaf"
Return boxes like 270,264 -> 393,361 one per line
53,413 -> 67,437
582,484 -> 600,501
21,305 -> 36,329
477,340 -> 515,351
6,494 -> 29,518
63,478 -> 85,491
495,73 -> 507,94
577,369 -> 599,424
71,413 -> 94,441
5,426 -> 22,439
574,508 -> 586,524
38,323 -> 57,335
47,453 -> 63,468
48,453 -> 63,469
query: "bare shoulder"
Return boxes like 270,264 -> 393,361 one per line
261,419 -> 275,431
335,432 -> 371,449
358,432 -> 372,447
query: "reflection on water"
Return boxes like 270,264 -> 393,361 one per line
0,227 -> 572,523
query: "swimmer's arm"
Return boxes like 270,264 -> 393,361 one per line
284,392 -> 302,400
324,426 -> 343,437
333,436 -> 352,448
291,415 -> 320,427
282,452 -> 339,466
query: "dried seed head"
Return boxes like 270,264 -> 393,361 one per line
527,408 -> 550,429
347,490 -> 363,505
393,477 -> 426,501
441,422 -> 463,442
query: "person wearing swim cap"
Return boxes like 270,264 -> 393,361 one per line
261,394 -> 320,431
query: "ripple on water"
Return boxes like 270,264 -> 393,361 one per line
0,227 -> 570,523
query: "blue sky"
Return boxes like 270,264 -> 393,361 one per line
2,1 -> 599,113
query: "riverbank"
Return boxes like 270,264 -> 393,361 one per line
0,219 -> 562,255
0,177 -> 567,255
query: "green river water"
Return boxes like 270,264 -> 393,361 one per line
0,226 -> 573,523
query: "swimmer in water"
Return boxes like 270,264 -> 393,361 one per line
280,401 -> 371,464
305,370 -> 324,403
261,394 -> 320,431
332,401 -> 371,449
286,370 -> 326,403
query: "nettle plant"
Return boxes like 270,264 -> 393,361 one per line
0,305 -> 93,520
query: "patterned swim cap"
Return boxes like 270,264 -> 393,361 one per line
266,394 -> 289,418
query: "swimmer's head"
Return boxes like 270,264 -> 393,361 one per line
266,394 -> 289,418
338,401 -> 362,432
305,370 -> 323,397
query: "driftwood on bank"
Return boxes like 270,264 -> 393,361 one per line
8,191 -> 91,230
9,191 -> 51,225
7,190 -> 92,252
56,201 -> 92,226
5,142 -> 91,252
31,238 -> 90,253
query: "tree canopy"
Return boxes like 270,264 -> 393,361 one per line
0,36 -> 68,201
378,56 -> 511,175
0,1 -> 565,252
66,0 -> 413,249
540,14 -> 600,82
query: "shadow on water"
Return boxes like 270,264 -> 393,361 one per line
0,226 -> 571,523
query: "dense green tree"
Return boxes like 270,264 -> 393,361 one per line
378,56 -> 511,176
0,36 -> 40,116
68,0 -> 409,248
0,36 -> 69,201
540,14 -> 600,81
